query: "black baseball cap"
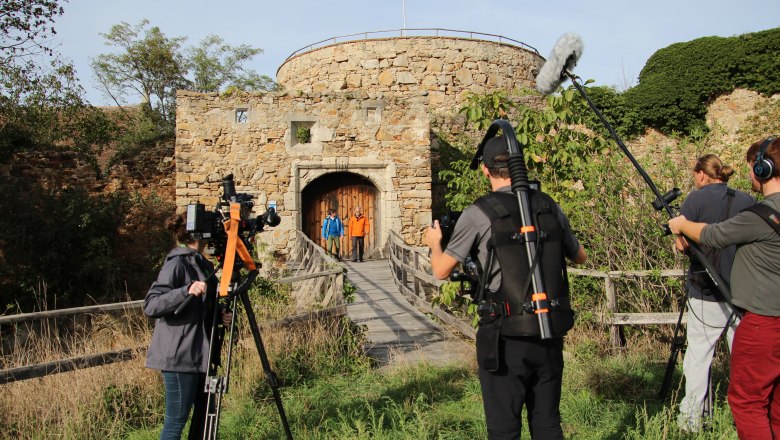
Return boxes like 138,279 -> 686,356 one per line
470,136 -> 509,170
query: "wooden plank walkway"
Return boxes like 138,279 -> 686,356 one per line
343,259 -> 473,368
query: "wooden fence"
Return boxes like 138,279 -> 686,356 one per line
0,232 -> 347,385
388,231 -> 476,340
387,231 -> 686,347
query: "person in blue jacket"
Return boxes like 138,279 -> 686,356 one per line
144,213 -> 232,440
321,209 -> 344,260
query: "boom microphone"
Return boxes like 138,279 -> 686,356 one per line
535,33 -> 584,95
533,33 -> 734,305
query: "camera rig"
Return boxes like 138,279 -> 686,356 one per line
178,174 -> 292,440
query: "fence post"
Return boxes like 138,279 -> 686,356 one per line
413,252 -> 420,298
402,249 -> 409,287
604,277 -> 624,349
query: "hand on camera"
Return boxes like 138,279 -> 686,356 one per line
425,220 -> 443,249
188,281 -> 207,297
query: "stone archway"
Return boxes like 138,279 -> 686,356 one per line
301,172 -> 379,259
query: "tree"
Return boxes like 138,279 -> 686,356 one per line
92,19 -> 188,134
92,20 -> 277,135
0,0 -> 63,57
1,0 -> 114,168
187,34 -> 276,93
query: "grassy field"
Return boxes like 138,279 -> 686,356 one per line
1,310 -> 738,439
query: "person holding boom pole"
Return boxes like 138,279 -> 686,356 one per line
669,136 -> 780,439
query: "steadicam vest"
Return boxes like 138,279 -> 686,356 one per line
474,191 -> 574,338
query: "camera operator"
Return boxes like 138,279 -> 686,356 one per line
674,154 -> 754,433
425,137 -> 586,439
669,136 -> 780,439
143,213 -> 233,440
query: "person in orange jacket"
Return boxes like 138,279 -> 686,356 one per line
348,206 -> 369,262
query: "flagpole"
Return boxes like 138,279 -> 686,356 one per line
402,0 -> 406,36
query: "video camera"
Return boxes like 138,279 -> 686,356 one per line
185,174 -> 280,260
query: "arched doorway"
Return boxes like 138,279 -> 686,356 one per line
302,172 -> 379,259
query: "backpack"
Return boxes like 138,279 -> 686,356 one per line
474,191 -> 574,338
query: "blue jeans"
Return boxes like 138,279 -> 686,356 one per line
160,371 -> 206,440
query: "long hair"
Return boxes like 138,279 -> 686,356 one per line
693,154 -> 734,183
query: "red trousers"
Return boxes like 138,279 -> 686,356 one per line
728,311 -> 780,439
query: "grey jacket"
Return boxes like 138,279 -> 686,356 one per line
144,247 -> 218,373
700,193 -> 780,316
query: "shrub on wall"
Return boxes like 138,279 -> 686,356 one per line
574,85 -> 644,139
624,28 -> 780,134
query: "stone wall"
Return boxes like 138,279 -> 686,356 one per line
178,36 -> 546,252
176,89 -> 433,252
277,37 -> 543,114
0,141 -> 175,200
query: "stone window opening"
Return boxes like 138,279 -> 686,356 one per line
235,108 -> 249,123
291,120 -> 315,146
366,107 -> 380,122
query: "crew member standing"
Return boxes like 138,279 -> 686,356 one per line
675,154 -> 754,433
349,206 -> 369,262
321,209 -> 344,261
669,136 -> 780,439
144,213 -> 232,440
425,137 -> 586,439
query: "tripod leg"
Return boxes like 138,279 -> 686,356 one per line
237,290 -> 294,440
201,292 -> 239,440
702,366 -> 713,425
659,297 -> 687,400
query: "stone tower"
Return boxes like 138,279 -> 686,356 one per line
175,31 -> 543,256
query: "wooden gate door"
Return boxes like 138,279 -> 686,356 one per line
302,173 -> 378,260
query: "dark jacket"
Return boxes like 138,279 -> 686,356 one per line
144,247 -> 218,373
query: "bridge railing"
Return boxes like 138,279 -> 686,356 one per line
0,231 -> 347,384
388,231 -> 686,347
388,230 -> 476,340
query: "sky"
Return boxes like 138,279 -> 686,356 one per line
52,0 -> 780,106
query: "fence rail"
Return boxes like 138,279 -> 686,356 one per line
1,232 -> 347,384
387,231 -> 687,347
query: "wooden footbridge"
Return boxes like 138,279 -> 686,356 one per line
343,259 -> 472,366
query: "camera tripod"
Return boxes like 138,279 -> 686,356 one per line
201,265 -> 293,440
658,292 -> 740,430
177,201 -> 293,439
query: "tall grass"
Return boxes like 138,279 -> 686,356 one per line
0,267 -> 742,439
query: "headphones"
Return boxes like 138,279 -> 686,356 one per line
753,136 -> 777,182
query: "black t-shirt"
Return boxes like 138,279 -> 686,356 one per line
679,183 -> 754,300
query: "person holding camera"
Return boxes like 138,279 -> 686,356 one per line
425,137 -> 586,439
674,154 -> 754,432
669,136 -> 780,439
321,209 -> 344,261
144,213 -> 232,440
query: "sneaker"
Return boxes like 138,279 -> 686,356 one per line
351,259 -> 357,262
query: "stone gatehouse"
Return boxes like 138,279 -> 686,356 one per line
175,34 -> 542,256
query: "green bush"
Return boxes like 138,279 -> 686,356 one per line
574,85 -> 644,139
625,28 -> 780,134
